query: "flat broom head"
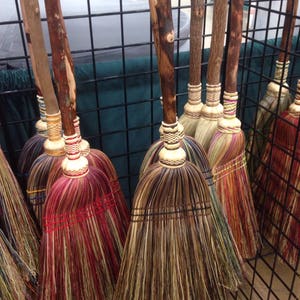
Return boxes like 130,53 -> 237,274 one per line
39,133 -> 128,299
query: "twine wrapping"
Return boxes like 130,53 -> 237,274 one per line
289,80 -> 300,117
274,60 -> 289,83
183,83 -> 203,118
35,95 -> 48,135
62,133 -> 89,178
73,116 -> 90,156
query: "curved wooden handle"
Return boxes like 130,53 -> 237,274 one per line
20,0 -> 59,114
206,0 -> 228,85
189,0 -> 205,85
44,0 -> 75,135
278,0 -> 298,62
225,0 -> 243,93
150,0 -> 176,124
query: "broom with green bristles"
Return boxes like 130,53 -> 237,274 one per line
253,79 -> 300,268
194,0 -> 227,152
0,146 -> 39,286
246,0 -> 298,178
178,0 -> 204,136
207,0 -> 260,259
21,0 -> 65,224
114,1 -> 243,298
39,0 -> 128,298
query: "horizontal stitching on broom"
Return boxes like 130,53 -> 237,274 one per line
27,187 -> 46,194
43,192 -> 117,233
213,152 -> 247,182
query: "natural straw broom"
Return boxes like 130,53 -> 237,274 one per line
194,0 -> 227,152
207,0 -> 260,259
0,146 -> 39,284
114,1 -> 242,298
178,0 -> 204,136
44,4 -> 129,224
246,0 -> 298,178
253,79 -> 300,267
39,0 -> 128,298
21,0 -> 65,224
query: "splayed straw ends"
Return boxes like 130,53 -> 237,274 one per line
207,0 -> 260,259
194,0 -> 227,152
114,1 -> 242,298
253,79 -> 300,268
246,0 -> 298,179
178,0 -> 204,136
39,0 -> 128,298
20,0 -> 65,225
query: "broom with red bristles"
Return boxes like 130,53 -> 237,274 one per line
178,0 -> 204,136
253,79 -> 300,267
194,0 -> 227,151
246,0 -> 298,178
21,0 -> 65,224
44,3 -> 129,226
114,1 -> 243,298
39,0 -> 128,298
207,0 -> 260,259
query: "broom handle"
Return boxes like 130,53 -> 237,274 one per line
278,0 -> 298,62
20,0 -> 59,114
151,0 -> 176,124
189,0 -> 204,85
206,0 -> 228,85
224,0 -> 243,93
44,0 -> 75,135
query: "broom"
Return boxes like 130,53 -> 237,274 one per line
0,146 -> 39,284
253,79 -> 300,267
44,4 -> 129,225
114,1 -> 242,298
21,0 -> 65,224
207,0 -> 260,259
194,0 -> 227,152
246,0 -> 298,178
39,0 -> 128,298
178,0 -> 204,136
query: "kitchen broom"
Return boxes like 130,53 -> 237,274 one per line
194,0 -> 227,152
178,0 -> 204,136
21,0 -> 65,223
246,0 -> 298,178
207,0 -> 260,259
39,0 -> 128,298
253,79 -> 300,267
114,1 -> 242,298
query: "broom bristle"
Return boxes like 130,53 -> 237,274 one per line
208,129 -> 261,259
195,118 -> 219,152
0,148 -> 40,280
253,110 -> 300,267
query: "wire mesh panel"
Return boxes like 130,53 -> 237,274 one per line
0,0 -> 299,299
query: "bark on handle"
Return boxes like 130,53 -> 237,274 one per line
206,0 -> 228,85
278,0 -> 298,62
225,0 -> 243,93
189,0 -> 205,85
151,0 -> 176,124
20,0 -> 59,114
44,0 -> 75,135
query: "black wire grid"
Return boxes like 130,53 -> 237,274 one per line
0,0 -> 299,299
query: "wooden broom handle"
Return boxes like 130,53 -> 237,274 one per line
225,0 -> 243,93
206,0 -> 228,85
189,0 -> 204,85
20,0 -> 59,114
44,0 -> 75,135
278,0 -> 298,62
152,0 -> 176,124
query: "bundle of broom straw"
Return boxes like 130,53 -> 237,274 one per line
39,0 -> 128,298
114,1 -> 242,298
246,0 -> 298,178
21,0 -> 65,225
207,0 -> 260,259
253,79 -> 300,267
194,0 -> 227,152
178,0 -> 204,136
